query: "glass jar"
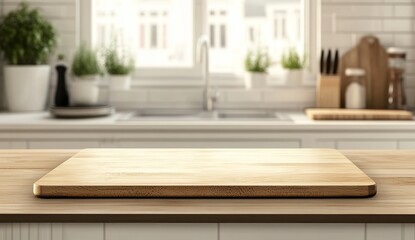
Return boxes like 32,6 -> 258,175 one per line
387,48 -> 407,110
345,68 -> 366,109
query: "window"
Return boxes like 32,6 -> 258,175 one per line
92,0 -> 193,69
80,0 -> 319,82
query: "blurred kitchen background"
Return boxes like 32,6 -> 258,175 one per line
0,0 -> 414,150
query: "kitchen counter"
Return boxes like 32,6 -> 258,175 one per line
1,149 -> 415,223
0,111 -> 414,131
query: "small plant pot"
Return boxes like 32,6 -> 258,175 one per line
109,75 -> 131,90
70,75 -> 100,106
244,72 -> 267,89
282,69 -> 304,86
4,65 -> 51,112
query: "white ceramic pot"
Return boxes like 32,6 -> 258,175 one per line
4,65 -> 51,112
244,72 -> 267,89
282,69 -> 304,86
70,75 -> 100,106
109,75 -> 131,90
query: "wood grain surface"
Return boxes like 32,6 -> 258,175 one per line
33,149 -> 376,198
316,76 -> 341,108
306,109 -> 413,120
339,36 -> 390,109
0,150 -> 415,223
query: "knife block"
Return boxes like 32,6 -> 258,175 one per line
316,75 -> 341,108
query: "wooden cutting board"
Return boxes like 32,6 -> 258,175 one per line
34,148 -> 376,198
306,108 -> 413,120
339,36 -> 389,109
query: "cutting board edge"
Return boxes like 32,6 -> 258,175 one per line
306,108 -> 413,121
34,183 -> 377,198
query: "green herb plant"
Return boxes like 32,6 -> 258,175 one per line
0,2 -> 57,65
104,47 -> 134,76
281,48 -> 305,70
71,44 -> 102,77
245,49 -> 270,73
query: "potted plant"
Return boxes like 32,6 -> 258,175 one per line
244,49 -> 270,89
104,47 -> 134,90
0,3 -> 56,112
70,44 -> 102,106
281,48 -> 306,86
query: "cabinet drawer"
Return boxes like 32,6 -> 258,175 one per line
105,223 -> 217,240
220,223 -> 365,240
0,141 -> 26,149
336,140 -> 397,150
28,141 -> 100,149
398,141 -> 415,149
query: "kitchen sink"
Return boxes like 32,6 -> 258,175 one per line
217,110 -> 287,120
120,109 -> 214,121
118,109 -> 291,121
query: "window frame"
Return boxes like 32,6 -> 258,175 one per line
78,0 -> 321,86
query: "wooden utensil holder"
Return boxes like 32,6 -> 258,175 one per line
316,75 -> 341,108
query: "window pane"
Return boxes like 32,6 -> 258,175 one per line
208,0 -> 304,75
92,0 -> 193,68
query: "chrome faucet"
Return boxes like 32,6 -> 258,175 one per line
197,35 -> 216,112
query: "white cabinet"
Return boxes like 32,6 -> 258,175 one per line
366,224 -> 402,240
0,223 -> 414,240
0,223 -> 104,240
27,141 -> 100,149
105,223 -> 217,240
1,127 -> 415,150
116,140 -> 300,148
336,140 -> 397,150
366,224 -> 415,240
220,223 -> 365,240
398,141 -> 415,149
314,140 -> 336,148
0,141 -> 26,149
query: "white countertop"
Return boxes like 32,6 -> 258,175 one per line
0,111 -> 414,131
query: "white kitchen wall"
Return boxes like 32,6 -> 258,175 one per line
1,0 -> 78,63
1,0 -> 415,110
0,0 -> 78,110
322,0 -> 415,108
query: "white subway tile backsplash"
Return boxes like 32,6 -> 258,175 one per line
147,89 -> 203,103
336,19 -> 382,33
394,34 -> 415,47
262,88 -> 316,103
225,90 -> 262,103
394,5 -> 415,17
321,33 -> 354,48
323,5 -> 393,18
322,0 -> 415,108
383,19 -> 413,32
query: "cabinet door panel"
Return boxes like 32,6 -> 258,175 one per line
28,141 -> 100,149
0,223 -> 104,240
0,141 -> 26,149
403,224 -> 415,240
220,223 -> 365,240
337,141 -> 397,150
315,140 -> 336,148
398,141 -> 415,150
366,224 -> 402,240
105,223 -> 217,240
61,223 -> 104,240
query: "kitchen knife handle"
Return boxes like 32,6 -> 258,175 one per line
326,50 -> 332,75
320,50 -> 325,74
333,50 -> 339,75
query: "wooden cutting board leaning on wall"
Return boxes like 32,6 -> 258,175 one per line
339,36 -> 389,109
